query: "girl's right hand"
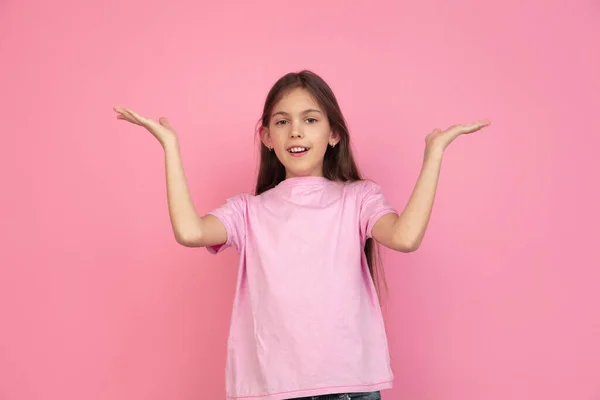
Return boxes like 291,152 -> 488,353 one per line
113,106 -> 178,147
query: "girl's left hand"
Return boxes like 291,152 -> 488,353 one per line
425,120 -> 491,153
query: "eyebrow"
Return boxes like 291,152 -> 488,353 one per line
271,109 -> 323,119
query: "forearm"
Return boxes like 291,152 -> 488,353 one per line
162,139 -> 203,244
393,148 -> 444,249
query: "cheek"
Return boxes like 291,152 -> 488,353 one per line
311,129 -> 332,148
307,140 -> 329,159
269,125 -> 288,143
271,135 -> 287,149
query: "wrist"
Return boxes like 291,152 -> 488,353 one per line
161,135 -> 179,151
424,144 -> 444,159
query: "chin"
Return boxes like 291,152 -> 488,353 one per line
280,151 -> 326,177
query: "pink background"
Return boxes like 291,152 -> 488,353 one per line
1,0 -> 599,399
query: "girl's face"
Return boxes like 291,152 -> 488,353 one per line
262,88 -> 339,179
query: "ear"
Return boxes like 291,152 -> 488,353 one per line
260,127 -> 273,150
329,131 -> 341,147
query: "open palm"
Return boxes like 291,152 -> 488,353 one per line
426,120 -> 491,151
113,106 -> 177,146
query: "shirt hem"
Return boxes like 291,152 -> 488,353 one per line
367,208 -> 398,239
205,211 -> 232,254
226,379 -> 393,400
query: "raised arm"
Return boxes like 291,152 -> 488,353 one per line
113,106 -> 227,248
372,120 -> 491,253
162,138 -> 227,247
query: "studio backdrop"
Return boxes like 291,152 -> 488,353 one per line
1,0 -> 598,399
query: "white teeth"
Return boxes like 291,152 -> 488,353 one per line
288,147 -> 308,153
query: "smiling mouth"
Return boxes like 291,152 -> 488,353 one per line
287,146 -> 310,154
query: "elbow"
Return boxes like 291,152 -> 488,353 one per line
392,236 -> 421,253
174,229 -> 203,247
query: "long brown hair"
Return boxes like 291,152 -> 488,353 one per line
254,70 -> 387,295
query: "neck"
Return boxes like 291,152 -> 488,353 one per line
285,168 -> 324,180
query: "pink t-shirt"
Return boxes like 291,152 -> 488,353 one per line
207,176 -> 397,400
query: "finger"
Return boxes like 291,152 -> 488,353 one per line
159,117 -> 172,128
114,106 -> 134,121
471,120 -> 490,128
124,108 -> 146,123
125,109 -> 154,128
119,109 -> 140,125
113,106 -> 125,117
115,109 -> 135,123
461,120 -> 491,134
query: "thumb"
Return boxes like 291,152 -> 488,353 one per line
159,117 -> 173,129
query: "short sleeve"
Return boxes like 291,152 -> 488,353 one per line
359,180 -> 398,239
205,194 -> 248,254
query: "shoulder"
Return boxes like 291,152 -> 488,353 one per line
222,192 -> 252,205
344,179 -> 385,198
212,192 -> 256,216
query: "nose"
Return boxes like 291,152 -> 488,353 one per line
289,122 -> 303,139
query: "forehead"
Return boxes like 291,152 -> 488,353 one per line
272,87 -> 322,113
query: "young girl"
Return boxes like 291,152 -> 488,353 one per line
113,70 -> 489,400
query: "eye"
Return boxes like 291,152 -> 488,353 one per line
306,117 -> 318,124
275,120 -> 288,125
